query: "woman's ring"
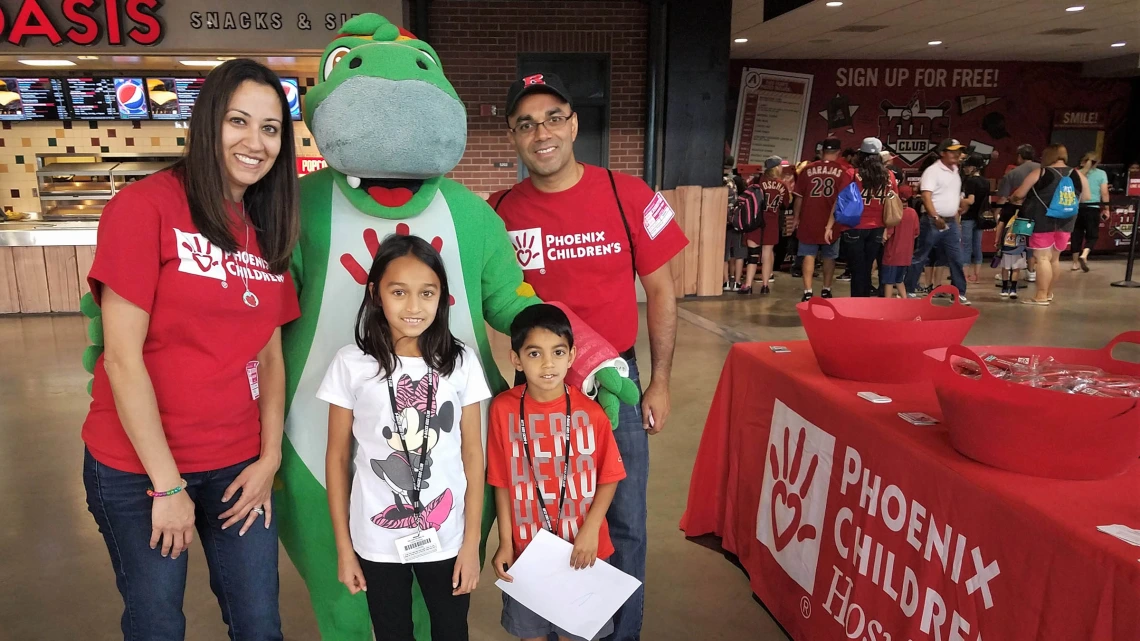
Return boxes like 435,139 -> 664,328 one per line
252,506 -> 265,515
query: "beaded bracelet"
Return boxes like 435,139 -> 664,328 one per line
147,479 -> 188,498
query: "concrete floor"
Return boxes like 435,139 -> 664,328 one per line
2,257 -> 1138,640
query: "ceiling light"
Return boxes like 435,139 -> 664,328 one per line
734,38 -> 749,43
18,59 -> 76,67
1112,42 -> 1127,47
928,40 -> 943,46
1066,5 -> 1084,11
826,2 -> 844,6
180,60 -> 224,67
77,55 -> 99,60
216,56 -> 235,61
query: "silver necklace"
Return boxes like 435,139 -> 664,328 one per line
240,205 -> 259,309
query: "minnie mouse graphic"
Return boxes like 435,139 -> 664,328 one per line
369,371 -> 455,531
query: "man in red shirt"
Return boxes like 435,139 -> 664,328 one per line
792,137 -> 855,302
489,72 -> 688,641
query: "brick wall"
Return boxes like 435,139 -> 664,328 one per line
430,0 -> 648,196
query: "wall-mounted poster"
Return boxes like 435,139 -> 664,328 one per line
732,68 -> 813,168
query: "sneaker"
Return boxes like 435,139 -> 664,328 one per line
821,288 -> 833,299
907,292 -> 922,299
739,286 -> 752,295
1000,283 -> 1011,297
1009,284 -> 1019,300
958,295 -> 971,306
1027,270 -> 1037,282
791,268 -> 803,278
801,291 -> 814,302
723,281 -> 732,292
731,281 -> 741,292
760,285 -> 771,295
837,271 -> 852,282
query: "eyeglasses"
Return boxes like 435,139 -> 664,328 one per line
509,112 -> 574,135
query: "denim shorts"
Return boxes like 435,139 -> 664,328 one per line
502,592 -> 615,641
880,264 -> 908,285
797,240 -> 840,260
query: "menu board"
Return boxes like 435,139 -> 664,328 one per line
280,77 -> 302,121
147,77 -> 204,120
732,68 -> 814,167
0,77 -> 69,121
66,77 -> 150,120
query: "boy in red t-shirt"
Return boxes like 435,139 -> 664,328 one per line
488,304 -> 626,641
881,185 -> 920,299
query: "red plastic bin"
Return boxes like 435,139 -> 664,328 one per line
796,285 -> 979,383
926,334 -> 1140,480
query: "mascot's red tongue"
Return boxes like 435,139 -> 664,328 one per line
367,185 -> 414,207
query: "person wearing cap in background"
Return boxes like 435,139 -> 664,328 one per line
907,138 -> 971,304
835,137 -> 896,298
740,156 -> 791,295
792,137 -> 855,302
959,153 -> 991,284
489,72 -> 688,641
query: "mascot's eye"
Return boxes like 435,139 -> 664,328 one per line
323,46 -> 352,80
416,59 -> 428,70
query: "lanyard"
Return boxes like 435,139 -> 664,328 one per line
386,373 -> 434,521
518,385 -> 572,534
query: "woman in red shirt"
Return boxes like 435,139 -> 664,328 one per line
840,138 -> 896,297
82,60 -> 300,640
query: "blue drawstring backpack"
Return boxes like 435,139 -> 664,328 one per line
834,181 -> 865,227
1032,167 -> 1079,219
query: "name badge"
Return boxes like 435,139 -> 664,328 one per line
246,361 -> 260,400
394,528 -> 442,564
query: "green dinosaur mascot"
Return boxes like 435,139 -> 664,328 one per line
276,14 -> 639,640
78,14 -> 638,639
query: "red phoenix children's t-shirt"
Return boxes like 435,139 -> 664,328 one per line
82,170 -> 301,474
486,385 -> 626,558
883,206 -> 921,267
793,160 -> 856,244
489,164 -> 688,352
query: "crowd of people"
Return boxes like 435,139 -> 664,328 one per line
724,137 -> 1103,307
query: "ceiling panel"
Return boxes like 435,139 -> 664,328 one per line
731,0 -> 1137,62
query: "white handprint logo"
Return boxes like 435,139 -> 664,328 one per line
174,228 -> 227,282
507,227 -> 545,270
757,400 -> 836,595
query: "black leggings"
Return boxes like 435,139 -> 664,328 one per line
358,556 -> 470,641
1070,204 -> 1102,256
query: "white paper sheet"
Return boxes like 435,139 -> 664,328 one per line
495,529 -> 642,640
1097,524 -> 1140,547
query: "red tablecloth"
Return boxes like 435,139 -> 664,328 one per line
681,342 -> 1140,641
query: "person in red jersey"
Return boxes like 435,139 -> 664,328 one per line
741,157 -> 790,295
792,137 -> 855,302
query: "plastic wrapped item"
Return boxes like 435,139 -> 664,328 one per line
951,352 -> 1140,397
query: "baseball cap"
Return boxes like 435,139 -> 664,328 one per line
821,137 -> 842,151
936,138 -> 964,152
505,73 -> 573,118
964,153 -> 986,169
860,137 -> 883,154
898,185 -> 914,200
764,155 -> 783,171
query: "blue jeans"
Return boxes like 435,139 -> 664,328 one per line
906,218 -> 967,296
603,356 -> 647,641
961,219 -> 984,265
84,449 -> 282,641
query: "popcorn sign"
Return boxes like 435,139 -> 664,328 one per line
297,157 -> 328,176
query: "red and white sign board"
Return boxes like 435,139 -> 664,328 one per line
297,157 -> 327,176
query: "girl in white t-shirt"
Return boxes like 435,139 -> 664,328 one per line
319,234 -> 490,641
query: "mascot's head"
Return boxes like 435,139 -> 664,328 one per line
305,14 -> 466,208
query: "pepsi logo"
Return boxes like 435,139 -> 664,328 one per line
281,81 -> 300,118
115,79 -> 147,117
